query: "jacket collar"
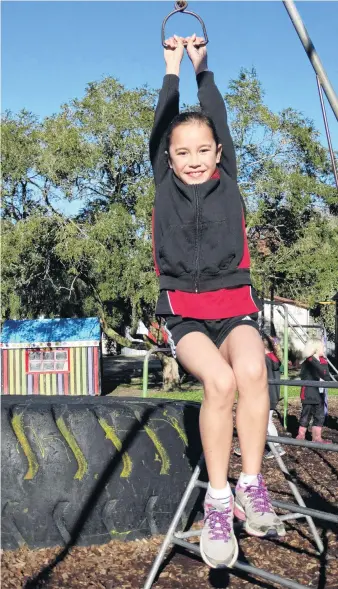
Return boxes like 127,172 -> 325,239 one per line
171,168 -> 221,201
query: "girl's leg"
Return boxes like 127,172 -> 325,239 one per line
220,325 -> 285,537
176,331 -> 239,568
312,403 -> 331,443
220,325 -> 268,475
175,332 -> 236,488
297,404 -> 312,439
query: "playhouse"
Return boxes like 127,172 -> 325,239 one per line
0,317 -> 101,395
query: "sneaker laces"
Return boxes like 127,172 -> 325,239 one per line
244,475 -> 274,514
205,506 -> 232,541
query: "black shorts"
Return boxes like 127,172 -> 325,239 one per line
163,314 -> 259,359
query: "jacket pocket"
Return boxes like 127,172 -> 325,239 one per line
159,222 -> 195,277
198,220 -> 241,276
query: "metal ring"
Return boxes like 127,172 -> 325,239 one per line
175,1 -> 188,10
161,2 -> 209,48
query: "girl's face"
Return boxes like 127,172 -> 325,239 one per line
168,122 -> 222,185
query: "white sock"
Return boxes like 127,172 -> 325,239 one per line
238,472 -> 259,487
207,481 -> 232,503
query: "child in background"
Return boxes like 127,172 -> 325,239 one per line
296,338 -> 331,444
263,334 -> 286,459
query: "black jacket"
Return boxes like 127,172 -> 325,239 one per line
300,356 -> 330,404
150,71 -> 250,293
266,352 -> 281,410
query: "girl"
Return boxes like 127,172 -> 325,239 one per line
150,34 -> 285,569
296,338 -> 331,443
263,334 -> 286,459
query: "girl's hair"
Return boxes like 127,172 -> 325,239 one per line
301,338 -> 323,361
166,111 -> 220,153
261,332 -> 273,352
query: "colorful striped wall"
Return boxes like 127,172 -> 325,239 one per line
0,347 -> 100,396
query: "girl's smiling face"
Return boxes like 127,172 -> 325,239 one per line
168,122 -> 222,185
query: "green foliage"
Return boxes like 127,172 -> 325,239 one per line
1,69 -> 337,341
225,68 -> 337,334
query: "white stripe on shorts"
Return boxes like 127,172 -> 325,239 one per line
163,322 -> 176,359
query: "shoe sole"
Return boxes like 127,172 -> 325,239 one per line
234,503 -> 286,538
200,533 -> 239,569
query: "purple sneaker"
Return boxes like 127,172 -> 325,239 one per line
200,493 -> 238,568
234,475 -> 286,538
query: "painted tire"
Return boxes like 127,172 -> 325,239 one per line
1,396 -> 202,549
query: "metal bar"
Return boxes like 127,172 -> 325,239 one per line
142,351 -> 151,398
143,459 -> 203,589
195,480 -> 207,489
275,307 -> 307,345
294,325 -> 324,329
283,305 -> 289,427
266,442 -> 324,553
279,513 -> 305,522
268,379 -> 338,388
271,499 -> 338,524
283,0 -> 338,120
175,529 -> 202,539
316,75 -> 338,189
172,538 -> 308,589
234,560 -> 309,589
266,434 -> 338,451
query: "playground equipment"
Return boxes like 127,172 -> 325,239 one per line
161,1 -> 208,47
144,377 -> 338,589
283,0 -> 338,188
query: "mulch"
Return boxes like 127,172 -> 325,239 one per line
2,400 -> 338,589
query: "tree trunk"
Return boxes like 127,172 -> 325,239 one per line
159,353 -> 180,391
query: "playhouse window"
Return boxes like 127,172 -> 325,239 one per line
26,349 -> 69,373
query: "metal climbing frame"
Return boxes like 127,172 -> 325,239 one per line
142,347 -> 171,398
283,0 -> 338,188
143,381 -> 338,589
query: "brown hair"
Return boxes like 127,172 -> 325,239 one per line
166,111 -> 220,153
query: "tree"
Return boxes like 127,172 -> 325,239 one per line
225,69 -> 337,332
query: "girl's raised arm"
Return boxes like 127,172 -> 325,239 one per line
149,36 -> 184,185
186,35 -> 237,181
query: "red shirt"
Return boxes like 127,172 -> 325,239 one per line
154,169 -> 259,319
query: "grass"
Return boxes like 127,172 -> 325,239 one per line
149,385 -> 338,403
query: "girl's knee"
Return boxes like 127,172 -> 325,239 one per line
239,357 -> 267,386
203,371 -> 236,408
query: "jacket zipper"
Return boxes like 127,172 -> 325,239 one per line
194,185 -> 200,292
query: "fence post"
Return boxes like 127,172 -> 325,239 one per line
142,350 -> 152,398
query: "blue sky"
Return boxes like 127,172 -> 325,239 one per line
2,1 -> 338,153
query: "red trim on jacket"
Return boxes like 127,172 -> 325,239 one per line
166,285 -> 259,319
266,351 -> 279,363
